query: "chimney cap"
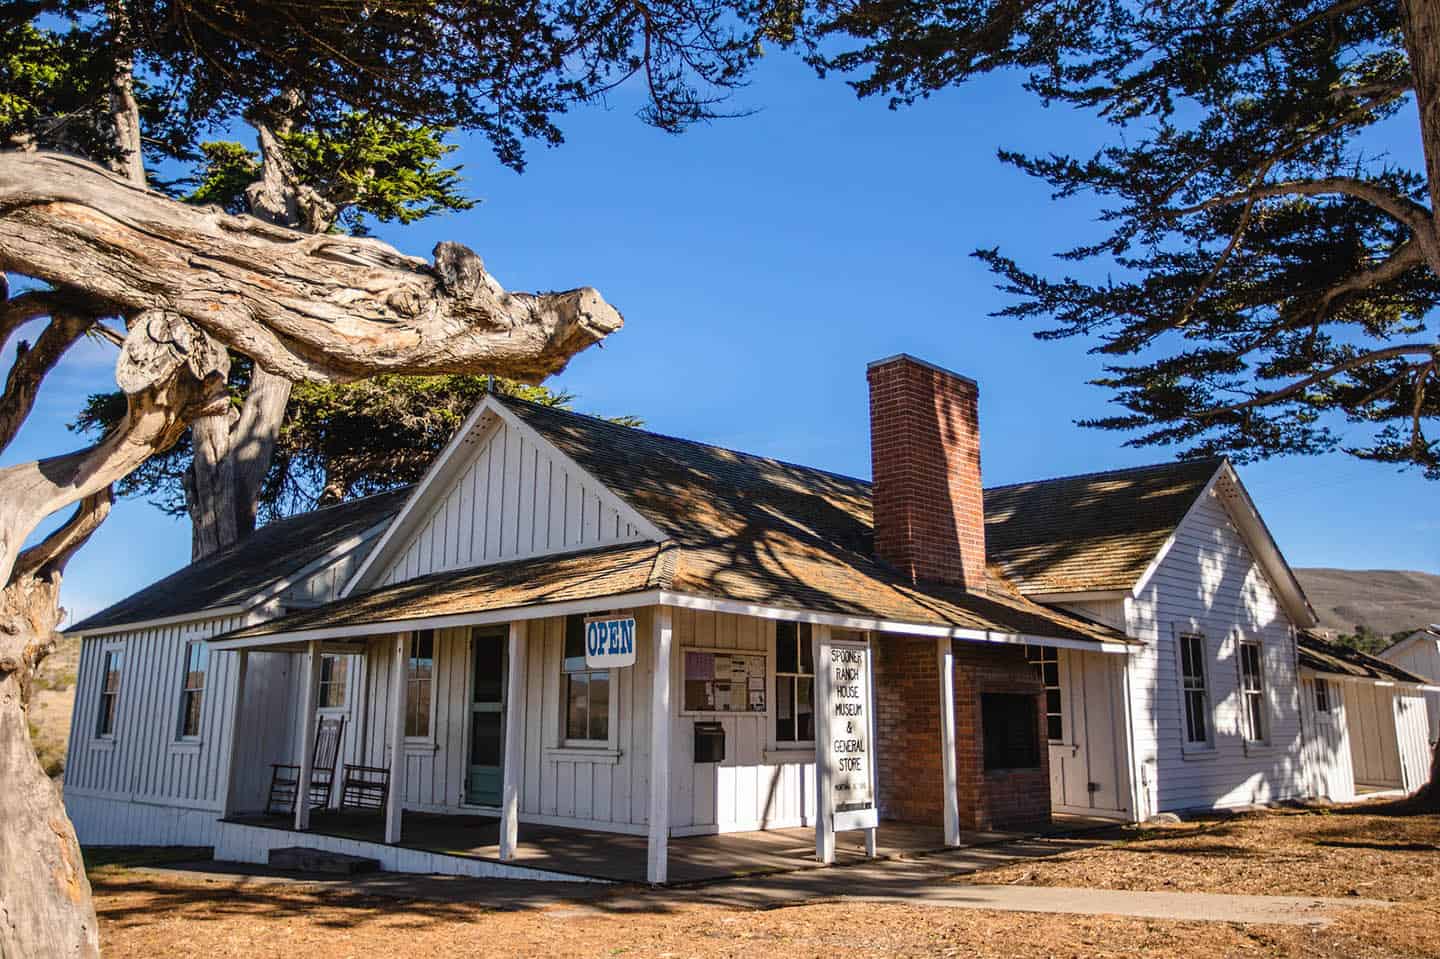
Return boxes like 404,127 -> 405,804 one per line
866,353 -> 978,388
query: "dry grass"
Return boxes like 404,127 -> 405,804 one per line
971,801 -> 1440,902
89,803 -> 1440,959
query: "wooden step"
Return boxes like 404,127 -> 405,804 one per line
268,846 -> 381,875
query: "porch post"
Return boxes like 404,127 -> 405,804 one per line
385,632 -> 409,844
813,623 -> 835,865
499,620 -> 527,860
294,640 -> 322,831
937,638 -> 960,846
219,649 -> 249,819
647,606 -> 673,884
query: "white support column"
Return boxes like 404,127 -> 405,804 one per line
864,632 -> 879,858
294,640 -> 322,831
937,638 -> 961,847
219,649 -> 249,819
813,624 -> 835,865
385,632 -> 409,845
647,607 -> 673,884
499,620 -> 528,861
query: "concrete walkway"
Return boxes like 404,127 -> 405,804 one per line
129,834 -> 1388,928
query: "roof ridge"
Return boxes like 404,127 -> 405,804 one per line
497,394 -> 872,488
983,456 -> 1226,494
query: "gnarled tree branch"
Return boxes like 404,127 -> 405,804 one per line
0,152 -> 624,384
0,311 -> 94,454
11,488 -> 113,583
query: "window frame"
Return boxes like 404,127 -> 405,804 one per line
980,692 -> 1042,771
561,614 -> 617,748
95,645 -> 124,740
175,640 -> 208,741
1313,677 -> 1332,717
1176,631 -> 1214,753
404,630 -> 437,743
772,622 -> 815,748
318,653 -> 350,712
1238,639 -> 1268,745
1025,645 -> 1064,743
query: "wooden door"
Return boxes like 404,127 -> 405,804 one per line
466,629 -> 507,806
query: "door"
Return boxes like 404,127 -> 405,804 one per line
466,629 -> 507,806
1051,650 -> 1131,817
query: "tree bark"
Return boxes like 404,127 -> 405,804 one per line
0,574 -> 99,959
0,153 -> 623,384
1401,0 -> 1440,246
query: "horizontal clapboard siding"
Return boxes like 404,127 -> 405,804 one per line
1125,483 -> 1307,813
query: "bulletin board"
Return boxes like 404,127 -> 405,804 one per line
682,649 -> 767,714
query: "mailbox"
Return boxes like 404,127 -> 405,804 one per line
693,721 -> 725,764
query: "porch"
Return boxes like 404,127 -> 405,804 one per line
223,810 -> 1075,884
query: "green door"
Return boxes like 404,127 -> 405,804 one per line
466,629 -> 507,806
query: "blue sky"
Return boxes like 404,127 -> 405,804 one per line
5,53 -> 1437,624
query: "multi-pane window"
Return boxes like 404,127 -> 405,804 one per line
1179,634 -> 1210,745
97,649 -> 123,737
775,622 -> 815,744
1314,677 -> 1332,714
1025,645 -> 1063,742
1239,640 -> 1267,742
176,641 -> 208,739
405,631 -> 435,738
319,654 -> 349,709
563,615 -> 610,743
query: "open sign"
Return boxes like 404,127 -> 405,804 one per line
584,615 -> 637,668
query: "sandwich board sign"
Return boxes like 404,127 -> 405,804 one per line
584,614 -> 637,668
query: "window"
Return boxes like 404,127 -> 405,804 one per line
1314,677 -> 1332,714
563,615 -> 609,743
775,622 -> 815,744
97,649 -> 122,737
1239,640 -> 1267,742
981,693 -> 1040,770
1179,633 -> 1211,746
319,655 -> 349,709
405,631 -> 435,739
176,642 -> 208,739
1025,645 -> 1063,742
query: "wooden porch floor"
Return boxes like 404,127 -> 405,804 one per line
228,811 -> 1069,884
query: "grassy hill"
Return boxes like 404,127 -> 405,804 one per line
29,632 -> 80,779
1294,567 -> 1440,639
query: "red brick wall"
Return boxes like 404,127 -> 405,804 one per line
873,637 -> 1051,831
867,355 -> 986,590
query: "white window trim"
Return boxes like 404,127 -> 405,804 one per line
1026,644 -> 1064,744
1237,637 -> 1269,747
558,616 -> 620,749
1313,678 -> 1335,723
1175,629 -> 1215,758
316,653 -> 352,714
175,638 -> 208,742
94,642 -> 125,743
404,630 -> 439,745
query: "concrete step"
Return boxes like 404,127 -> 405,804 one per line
268,846 -> 381,875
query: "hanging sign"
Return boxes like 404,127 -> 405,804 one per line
825,640 -> 874,809
584,615 -> 637,668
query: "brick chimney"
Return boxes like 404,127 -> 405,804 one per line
867,354 -> 986,590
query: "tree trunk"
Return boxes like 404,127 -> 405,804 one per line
0,576 -> 99,959
1401,0 -> 1440,241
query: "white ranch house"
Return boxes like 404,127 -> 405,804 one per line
64,355 -> 1437,883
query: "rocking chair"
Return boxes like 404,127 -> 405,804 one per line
266,715 -> 345,816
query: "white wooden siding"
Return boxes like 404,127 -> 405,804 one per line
1047,649 -> 1131,817
279,549 -> 365,608
1395,690 -> 1432,793
1346,680 -> 1403,787
64,615 -> 298,817
1381,638 -> 1440,743
376,418 -> 647,587
1123,482 -> 1308,813
1298,676 -> 1354,802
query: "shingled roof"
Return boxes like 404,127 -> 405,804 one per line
69,488 -> 410,634
220,398 -> 1131,648
1297,630 -> 1437,685
983,458 -> 1225,595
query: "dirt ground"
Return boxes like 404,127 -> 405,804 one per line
89,801 -> 1440,959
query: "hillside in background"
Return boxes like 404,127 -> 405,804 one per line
1295,568 -> 1440,640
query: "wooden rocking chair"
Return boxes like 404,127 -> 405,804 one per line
266,715 -> 345,816
340,763 -> 391,815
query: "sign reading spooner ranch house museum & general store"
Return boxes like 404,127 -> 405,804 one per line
584,614 -> 637,668
826,639 -> 873,807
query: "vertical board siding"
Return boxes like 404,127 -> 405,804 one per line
377,419 -> 646,587
1047,649 -> 1131,816
1124,481 -> 1308,813
1346,681 -> 1403,787
1381,639 -> 1440,743
1299,677 -> 1355,802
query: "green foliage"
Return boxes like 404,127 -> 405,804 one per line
807,0 -> 1440,477
1334,626 -> 1414,657
0,20 -> 113,161
184,141 -> 261,214
73,373 -> 640,524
